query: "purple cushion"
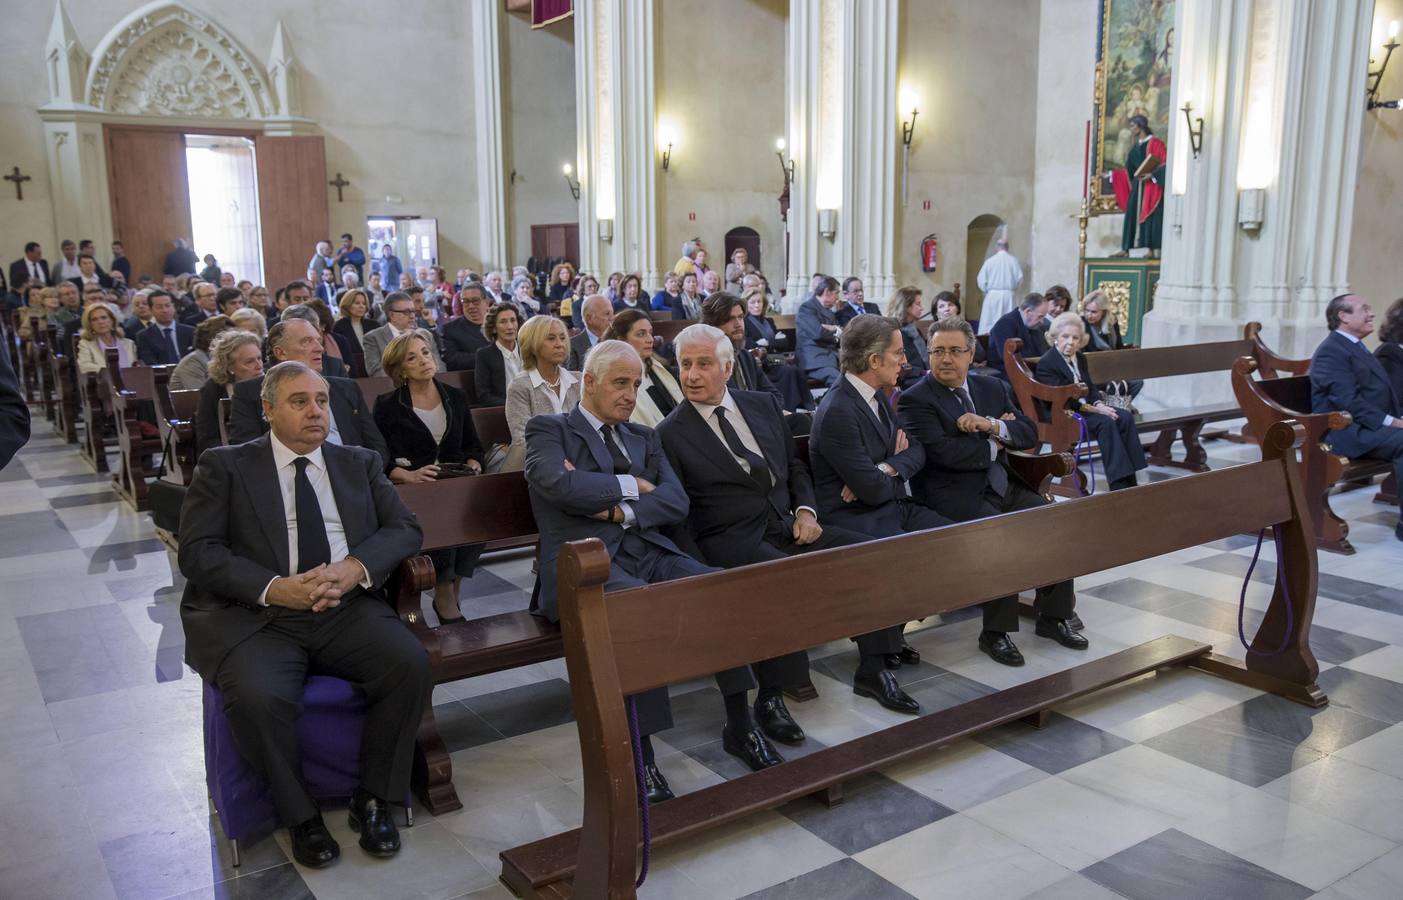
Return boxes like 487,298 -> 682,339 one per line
203,676 -> 367,841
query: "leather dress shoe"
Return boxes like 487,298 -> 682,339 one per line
853,670 -> 920,714
1395,521 -> 1403,543
348,790 -> 401,858
642,762 -> 674,803
290,814 -> 340,868
754,695 -> 805,744
1035,615 -> 1089,650
1066,612 -> 1085,632
979,632 -> 1025,667
883,643 -> 921,669
723,725 -> 786,770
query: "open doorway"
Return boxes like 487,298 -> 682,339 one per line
185,134 -> 264,284
964,213 -> 1005,326
368,217 -> 439,288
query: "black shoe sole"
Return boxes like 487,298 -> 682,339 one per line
978,643 -> 1025,667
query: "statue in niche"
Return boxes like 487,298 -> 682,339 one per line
1110,114 -> 1165,258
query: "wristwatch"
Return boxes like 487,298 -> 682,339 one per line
877,462 -> 897,477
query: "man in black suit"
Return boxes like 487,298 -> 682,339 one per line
524,340 -> 778,793
135,291 -> 195,365
110,241 -> 132,284
809,316 -> 954,713
899,317 -> 1087,666
441,283 -> 493,370
181,282 -> 218,325
835,277 -> 880,326
69,254 -> 112,293
986,292 -> 1050,380
163,238 -> 198,276
179,361 -> 428,867
228,319 -> 399,477
565,294 -> 613,371
796,276 -> 844,387
0,341 -> 31,470
9,242 -> 49,290
316,267 -> 339,305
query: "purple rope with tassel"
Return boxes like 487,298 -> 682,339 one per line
1071,412 -> 1098,495
1236,528 -> 1296,657
626,697 -> 651,888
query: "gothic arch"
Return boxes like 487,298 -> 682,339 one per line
84,2 -> 276,119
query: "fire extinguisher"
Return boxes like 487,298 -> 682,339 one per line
921,234 -> 939,272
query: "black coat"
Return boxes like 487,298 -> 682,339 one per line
473,344 -> 511,406
195,378 -> 231,453
987,310 -> 1048,380
135,321 -> 195,366
442,317 -> 491,370
1034,349 -> 1101,404
8,257 -> 49,290
227,374 -> 391,471
0,341 -> 30,470
897,373 -> 1038,513
332,317 -> 367,352
1377,343 -> 1403,406
744,315 -> 792,352
835,301 -> 881,326
372,381 -> 484,469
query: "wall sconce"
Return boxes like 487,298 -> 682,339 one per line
1181,101 -> 1204,158
597,218 -> 614,242
562,163 -> 580,200
661,142 -> 672,171
657,120 -> 677,172
775,138 -> 795,187
1238,188 -> 1265,231
818,207 -> 837,239
899,87 -> 919,207
1368,21 -> 1401,109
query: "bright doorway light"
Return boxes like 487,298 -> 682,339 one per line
185,135 -> 264,285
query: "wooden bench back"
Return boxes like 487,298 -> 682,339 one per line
470,405 -> 510,448
558,420 -> 1317,895
396,471 -> 536,551
652,318 -> 690,343
356,370 -> 476,410
1084,339 -> 1254,383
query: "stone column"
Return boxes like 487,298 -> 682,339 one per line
1142,0 -> 1371,406
843,0 -> 900,299
469,0 -> 509,274
573,0 -> 657,284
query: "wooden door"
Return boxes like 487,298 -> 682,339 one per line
105,126 -> 193,282
255,135 -> 328,291
530,223 -> 580,268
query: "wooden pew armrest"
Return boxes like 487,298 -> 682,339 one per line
392,554 -> 442,664
1007,450 -> 1075,495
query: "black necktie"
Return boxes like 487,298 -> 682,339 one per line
293,457 -> 331,573
954,386 -> 975,414
715,407 -> 772,494
956,386 -> 1009,496
874,393 -> 893,433
600,424 -> 632,475
163,327 -> 178,361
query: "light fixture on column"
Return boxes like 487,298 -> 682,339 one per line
899,86 -> 919,207
562,163 -> 580,200
1367,20 -> 1401,109
597,218 -> 614,242
658,119 -> 677,172
818,207 -> 837,239
1238,188 -> 1265,231
775,138 -> 795,187
1181,100 -> 1204,158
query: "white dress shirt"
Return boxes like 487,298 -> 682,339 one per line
689,390 -> 815,518
577,404 -> 640,527
498,341 -> 523,383
257,433 -> 370,604
529,367 -> 578,415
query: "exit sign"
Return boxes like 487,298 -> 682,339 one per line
688,212 -> 696,221
922,200 -> 931,210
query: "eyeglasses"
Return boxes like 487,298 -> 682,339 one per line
387,307 -> 414,316
928,346 -> 971,358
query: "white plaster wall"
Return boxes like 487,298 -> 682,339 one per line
1350,1 -> 1403,316
0,0 -> 481,276
894,0 -> 1042,319
655,0 -> 786,285
502,11 -> 578,266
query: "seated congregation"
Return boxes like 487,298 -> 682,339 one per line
7,233 -> 1402,880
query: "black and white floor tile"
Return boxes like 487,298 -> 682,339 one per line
2,430 -> 1401,898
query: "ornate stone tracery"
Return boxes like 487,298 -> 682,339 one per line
85,3 -> 275,119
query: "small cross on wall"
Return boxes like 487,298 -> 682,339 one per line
4,166 -> 32,201
329,172 -> 350,203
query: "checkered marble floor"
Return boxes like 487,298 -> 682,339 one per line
2,427 -> 1402,899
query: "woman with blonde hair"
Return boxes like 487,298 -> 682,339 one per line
603,309 -> 682,427
228,307 -> 266,339
195,330 -> 263,451
373,330 -> 486,622
333,287 -> 374,351
885,286 -> 929,387
504,315 -> 580,470
18,285 -> 59,340
76,304 -> 136,375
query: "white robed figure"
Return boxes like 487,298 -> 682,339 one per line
975,234 -> 1024,334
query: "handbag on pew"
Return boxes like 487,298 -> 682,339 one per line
1100,380 -> 1136,413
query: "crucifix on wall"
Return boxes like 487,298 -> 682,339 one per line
329,172 -> 350,203
4,166 -> 31,200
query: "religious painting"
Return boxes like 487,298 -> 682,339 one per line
1091,0 -> 1175,214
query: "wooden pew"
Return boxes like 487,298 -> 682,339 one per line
471,405 -> 510,450
156,386 -> 202,485
356,370 -> 476,410
1231,357 -> 1394,554
78,367 -> 112,473
9,309 -> 37,402
500,420 -> 1323,898
104,350 -> 170,511
31,322 -> 56,424
48,328 -> 79,444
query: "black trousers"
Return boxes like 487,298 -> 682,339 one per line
936,479 -> 1075,632
215,597 -> 431,826
1084,408 -> 1147,484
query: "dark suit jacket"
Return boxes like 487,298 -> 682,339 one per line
176,436 -> 421,680
744,315 -> 791,352
316,283 -> 339,305
988,310 -> 1048,380
1377,343 -> 1403,408
442,317 -> 491,370
1035,349 -> 1102,405
195,378 -> 230,453
0,341 -> 30,469
899,323 -> 931,386
730,343 -> 783,405
136,321 -> 195,366
658,391 -> 810,563
8,258 -> 49,290
796,297 -> 841,376
835,301 -> 881,326
524,407 -> 691,621
372,382 -> 484,468
331,317 -> 366,352
809,376 -> 926,536
1311,330 -> 1403,458
473,344 -> 510,406
69,273 -> 113,294
180,307 -> 215,327
898,373 -> 1037,512
111,255 -> 131,283
662,293 -> 703,321
565,329 -> 600,372
123,316 -> 154,338
228,375 -> 391,470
